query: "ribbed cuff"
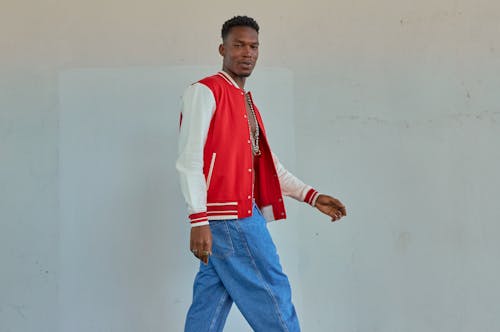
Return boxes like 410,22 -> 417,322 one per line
189,212 -> 209,227
191,221 -> 209,227
304,188 -> 320,207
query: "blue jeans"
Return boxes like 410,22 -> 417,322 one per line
184,204 -> 300,332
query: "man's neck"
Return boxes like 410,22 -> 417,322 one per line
234,77 -> 246,90
222,69 -> 246,89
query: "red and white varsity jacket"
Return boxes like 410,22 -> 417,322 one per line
176,71 -> 319,227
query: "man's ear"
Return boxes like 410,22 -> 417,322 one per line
218,43 -> 225,56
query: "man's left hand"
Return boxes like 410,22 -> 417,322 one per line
314,194 -> 347,222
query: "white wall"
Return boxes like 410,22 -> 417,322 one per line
1,1 -> 499,331
0,68 -> 59,332
292,3 -> 500,330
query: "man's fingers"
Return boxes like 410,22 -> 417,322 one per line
201,242 -> 212,265
201,250 -> 210,265
191,243 -> 212,263
317,196 -> 346,221
330,208 -> 344,222
198,248 -> 211,265
191,248 -> 208,263
334,199 -> 347,216
190,248 -> 200,259
190,224 -> 213,263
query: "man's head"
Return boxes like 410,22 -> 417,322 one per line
219,16 -> 260,81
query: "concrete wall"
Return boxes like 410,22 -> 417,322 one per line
1,1 -> 499,331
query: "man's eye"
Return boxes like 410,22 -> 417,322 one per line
234,44 -> 242,48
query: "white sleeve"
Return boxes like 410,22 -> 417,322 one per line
272,152 -> 320,206
175,83 -> 216,226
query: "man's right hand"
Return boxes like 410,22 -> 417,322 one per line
190,225 -> 212,264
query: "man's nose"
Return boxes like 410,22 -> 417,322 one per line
243,46 -> 253,56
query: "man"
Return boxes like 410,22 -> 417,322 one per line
176,15 -> 346,332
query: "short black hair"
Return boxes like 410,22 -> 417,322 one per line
221,16 -> 259,40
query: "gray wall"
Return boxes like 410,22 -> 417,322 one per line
1,1 -> 499,331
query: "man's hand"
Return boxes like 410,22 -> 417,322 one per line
314,194 -> 347,222
190,225 -> 212,264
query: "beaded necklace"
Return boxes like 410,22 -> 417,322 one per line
245,92 -> 261,156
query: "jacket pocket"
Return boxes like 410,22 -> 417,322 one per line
206,152 -> 216,190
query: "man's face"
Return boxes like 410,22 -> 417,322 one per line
219,26 -> 259,79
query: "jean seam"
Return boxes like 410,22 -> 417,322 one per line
208,289 -> 229,332
234,220 -> 289,332
211,222 -> 235,259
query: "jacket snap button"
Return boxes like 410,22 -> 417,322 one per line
248,168 -> 252,172
248,195 -> 251,199
248,210 -> 251,214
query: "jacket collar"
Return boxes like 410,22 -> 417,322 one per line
218,71 -> 246,91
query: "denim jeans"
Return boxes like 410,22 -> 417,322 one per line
184,204 -> 300,332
